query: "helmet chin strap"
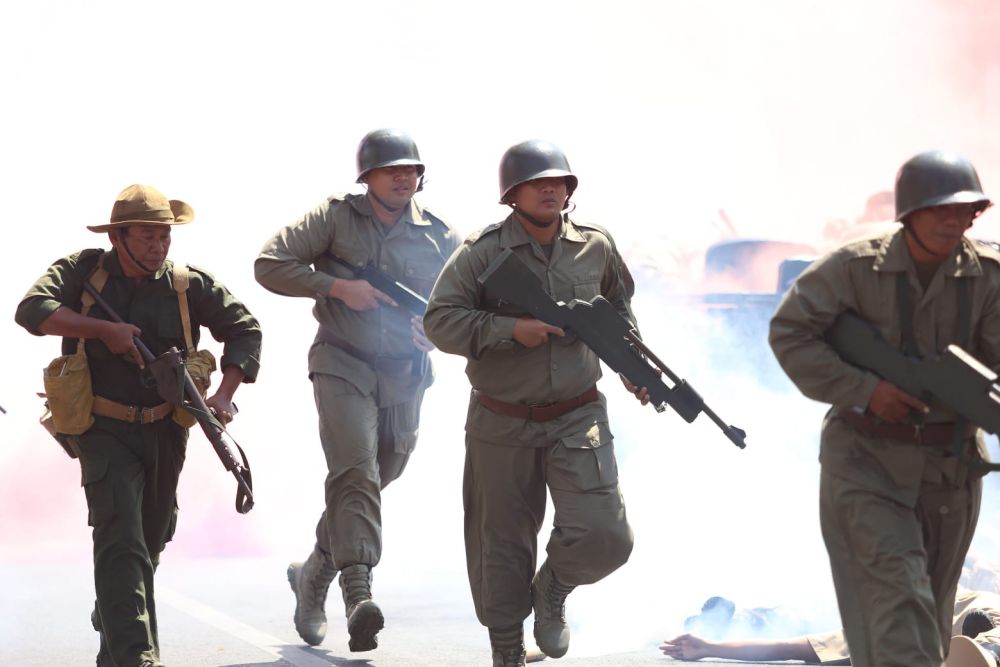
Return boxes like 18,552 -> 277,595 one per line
903,222 -> 952,262
510,204 -> 562,229
366,187 -> 414,214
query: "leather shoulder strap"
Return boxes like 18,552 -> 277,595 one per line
173,263 -> 195,353
78,252 -> 110,352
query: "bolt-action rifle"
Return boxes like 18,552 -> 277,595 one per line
827,311 -> 1000,470
477,249 -> 747,449
82,282 -> 254,513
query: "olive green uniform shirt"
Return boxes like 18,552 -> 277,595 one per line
769,230 -> 1000,501
254,193 -> 459,406
424,213 -> 637,446
15,248 -> 262,400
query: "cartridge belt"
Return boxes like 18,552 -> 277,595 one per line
837,409 -> 978,446
92,396 -> 173,424
473,386 -> 598,422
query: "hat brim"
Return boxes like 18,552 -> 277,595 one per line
88,199 -> 194,232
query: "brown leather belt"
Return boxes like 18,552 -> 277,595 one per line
317,327 -> 413,375
837,409 -> 978,446
92,396 -> 173,424
473,386 -> 599,422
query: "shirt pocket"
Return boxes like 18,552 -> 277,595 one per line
157,302 -> 187,352
81,456 -> 115,527
328,241 -> 372,275
402,258 -> 443,297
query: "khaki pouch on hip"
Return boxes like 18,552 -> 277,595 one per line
41,350 -> 95,436
172,348 -> 217,428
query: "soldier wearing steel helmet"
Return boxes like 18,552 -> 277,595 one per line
769,150 -> 1000,667
424,140 -> 641,667
14,184 -> 262,667
254,129 -> 459,652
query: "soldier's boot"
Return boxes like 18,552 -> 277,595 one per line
489,625 -> 527,667
339,564 -> 384,652
531,561 -> 575,659
91,608 -> 114,667
286,545 -> 338,646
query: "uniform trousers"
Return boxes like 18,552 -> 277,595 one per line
820,448 -> 981,667
464,432 -> 634,629
75,415 -> 187,667
312,372 -> 424,569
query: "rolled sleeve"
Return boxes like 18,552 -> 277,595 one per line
15,250 -> 96,336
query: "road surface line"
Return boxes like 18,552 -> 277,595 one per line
158,585 -> 334,667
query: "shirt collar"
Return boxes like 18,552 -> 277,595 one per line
499,213 -> 582,247
873,229 -> 982,277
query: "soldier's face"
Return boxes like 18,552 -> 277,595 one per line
907,203 -> 976,257
364,165 -> 419,210
112,225 -> 171,273
511,177 -> 568,223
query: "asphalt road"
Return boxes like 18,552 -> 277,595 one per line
0,556 -> 806,667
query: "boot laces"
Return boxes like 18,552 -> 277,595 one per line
545,575 -> 572,622
306,558 -> 337,607
494,647 -> 526,667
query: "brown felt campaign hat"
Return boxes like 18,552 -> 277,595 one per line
87,184 -> 194,232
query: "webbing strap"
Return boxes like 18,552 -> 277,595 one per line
79,254 -> 110,353
896,271 -> 920,358
173,264 -> 195,353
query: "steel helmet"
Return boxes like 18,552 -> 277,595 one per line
498,140 -> 578,206
356,128 -> 425,183
894,150 -> 991,221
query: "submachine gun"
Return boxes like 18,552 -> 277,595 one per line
478,249 -> 747,449
83,283 -> 255,513
827,312 -> 1000,471
326,253 -> 429,375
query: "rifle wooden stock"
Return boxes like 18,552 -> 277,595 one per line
478,249 -> 747,449
82,282 -> 254,513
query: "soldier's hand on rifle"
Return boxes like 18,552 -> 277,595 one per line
619,373 -> 651,405
328,278 -> 398,311
206,393 -> 238,425
100,321 -> 144,368
867,380 -> 929,423
411,316 -> 435,352
513,318 -> 565,348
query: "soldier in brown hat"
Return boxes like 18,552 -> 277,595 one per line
15,184 -> 263,667
769,150 -> 1000,667
254,129 -> 459,652
423,140 -> 640,667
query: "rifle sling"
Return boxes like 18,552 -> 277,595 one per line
316,326 -> 414,375
895,270 -> 979,463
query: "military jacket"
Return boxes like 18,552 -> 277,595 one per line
254,193 -> 459,405
16,249 -> 262,407
424,213 -> 637,447
770,229 -> 1000,502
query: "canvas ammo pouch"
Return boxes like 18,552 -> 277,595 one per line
171,265 -> 217,428
38,261 -> 110,455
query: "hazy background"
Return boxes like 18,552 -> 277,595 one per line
2,0 -> 1000,655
